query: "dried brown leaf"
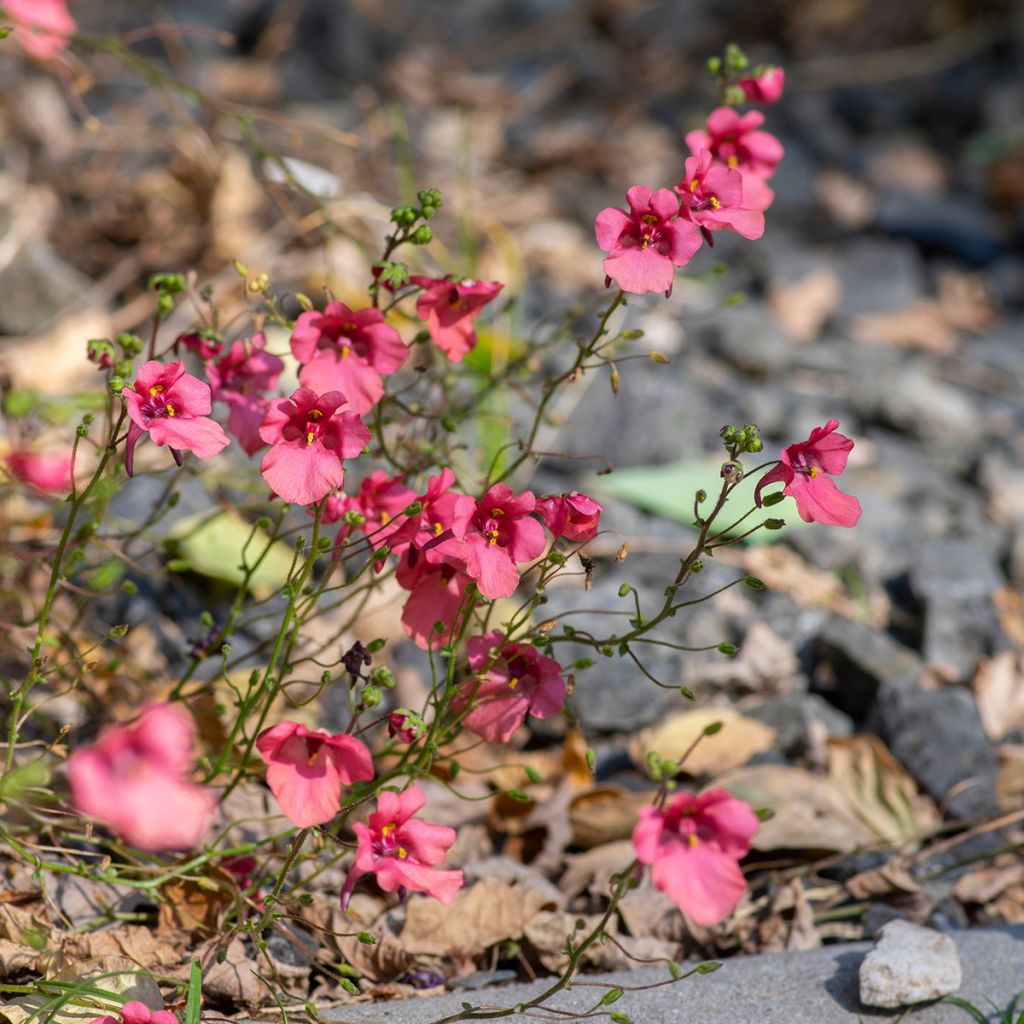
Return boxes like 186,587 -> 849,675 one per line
629,707 -> 775,777
569,786 -> 655,849
336,915 -> 413,983
758,879 -> 821,952
827,734 -> 939,842
851,300 -> 958,353
401,876 -> 558,958
953,854 -> 1024,905
715,764 -> 876,854
974,652 -> 1024,741
559,840 -> 636,900
769,268 -> 842,343
157,876 -> 231,937
844,860 -> 922,901
193,937 -> 264,1009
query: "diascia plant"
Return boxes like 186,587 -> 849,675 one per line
0,32 -> 862,1024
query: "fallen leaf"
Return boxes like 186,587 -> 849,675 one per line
57,925 -> 185,970
827,734 -> 940,843
568,785 -> 656,848
937,269 -> 997,333
851,300 -> 959,353
953,854 -> 1024,905
192,937 -> 264,1009
844,859 -> 922,901
816,168 -> 877,229
400,876 -> 558,958
157,876 -> 231,937
758,879 -> 821,952
629,707 -> 776,777
336,913 -> 413,983
997,744 -> 1024,812
617,880 -> 687,944
559,840 -> 636,900
715,764 -> 876,854
973,652 -> 1024,741
769,268 -> 842,342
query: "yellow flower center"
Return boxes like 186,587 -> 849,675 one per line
166,403 -> 175,416
709,196 -> 721,210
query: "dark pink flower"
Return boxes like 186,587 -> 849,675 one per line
632,788 -> 759,925
258,388 -> 370,506
754,418 -> 862,527
206,333 -> 285,456
449,483 -> 547,600
685,107 -> 784,180
454,632 -> 566,743
291,302 -> 408,414
409,276 -> 503,362
739,66 -> 785,105
341,786 -> 463,908
676,150 -> 767,240
386,467 -> 465,560
388,710 -> 425,744
67,704 -> 216,852
7,450 -> 72,494
177,330 -> 224,362
255,721 -> 374,828
537,491 -> 604,542
396,554 -> 475,650
4,0 -> 75,60
122,360 -> 230,477
594,186 -> 701,297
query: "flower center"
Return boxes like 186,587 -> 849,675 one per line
139,384 -> 176,420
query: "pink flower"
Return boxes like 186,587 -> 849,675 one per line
206,333 -> 285,456
255,721 -> 374,828
4,0 -> 75,60
325,470 -> 417,548
396,554 -> 474,650
537,491 -> 604,542
754,418 -> 862,528
409,276 -> 503,362
118,1003 -> 178,1024
388,710 -> 424,744
676,151 -> 767,241
594,186 -> 702,297
685,108 -> 784,180
258,388 -> 370,505
341,786 -> 463,908
291,302 -> 408,414
385,467 -> 464,559
739,66 -> 785,105
632,788 -> 759,925
449,483 -> 547,600
455,632 -> 566,743
67,704 -> 216,852
122,360 -> 230,477
7,450 -> 72,494
177,330 -> 224,362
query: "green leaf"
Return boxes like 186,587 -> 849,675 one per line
185,958 -> 202,1024
169,511 -> 294,598
591,460 -> 805,542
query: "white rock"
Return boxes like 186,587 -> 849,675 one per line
860,920 -> 962,1008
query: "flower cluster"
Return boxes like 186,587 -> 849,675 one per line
595,74 -> 784,296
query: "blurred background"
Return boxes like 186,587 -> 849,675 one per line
2,0 -> 1024,848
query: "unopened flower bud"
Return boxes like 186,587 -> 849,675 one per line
388,709 -> 424,743
369,665 -> 396,689
617,583 -> 632,598
411,225 -> 433,245
723,84 -> 747,106
720,424 -> 737,440
747,438 -> 763,453
295,292 -> 314,311
361,686 -> 382,709
648,351 -> 670,364
609,368 -> 621,395
403,501 -> 423,516
87,338 -> 115,368
391,205 -> 418,227
705,55 -> 723,74
114,360 -> 133,377
720,460 -> 744,481
695,489 -> 707,503
108,376 -> 125,394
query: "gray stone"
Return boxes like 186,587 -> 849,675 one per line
859,921 -> 962,1008
0,239 -> 91,335
811,617 -> 924,720
704,303 -> 794,376
745,693 -> 853,757
874,685 -> 998,821
910,539 -> 1009,682
833,238 -> 927,320
300,926 -> 1024,1024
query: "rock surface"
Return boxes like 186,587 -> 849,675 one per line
859,920 -> 962,1008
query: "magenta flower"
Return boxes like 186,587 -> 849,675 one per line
291,301 -> 408,414
388,710 -> 425,744
258,388 -> 370,506
410,276 -> 504,362
450,483 -> 547,600
206,333 -> 285,456
632,788 -> 759,925
341,786 -> 463,908
454,632 -> 566,743
685,108 -> 784,181
386,467 -> 465,559
594,186 -> 702,297
396,554 -> 474,650
4,0 -> 75,60
67,704 -> 216,852
676,150 -> 767,241
255,721 -> 374,828
177,330 -> 224,362
7,449 -> 72,494
537,491 -> 604,542
754,418 -> 862,527
122,360 -> 230,477
739,66 -> 785,105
